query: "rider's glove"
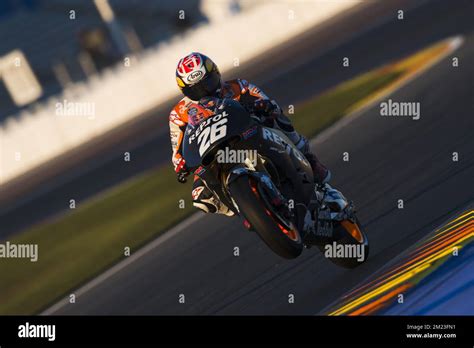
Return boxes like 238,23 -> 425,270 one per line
175,158 -> 190,183
253,99 -> 277,117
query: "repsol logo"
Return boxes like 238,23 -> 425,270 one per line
262,128 -> 308,164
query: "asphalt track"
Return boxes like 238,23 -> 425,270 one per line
44,0 -> 474,314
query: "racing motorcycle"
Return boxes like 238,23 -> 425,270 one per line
182,97 -> 369,268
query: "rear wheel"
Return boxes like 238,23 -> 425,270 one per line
228,175 -> 303,259
318,217 -> 369,268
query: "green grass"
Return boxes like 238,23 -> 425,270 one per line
0,66 -> 405,315
0,167 -> 194,314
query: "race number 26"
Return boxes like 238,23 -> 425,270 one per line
197,118 -> 228,156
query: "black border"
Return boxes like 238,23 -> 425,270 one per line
0,315 -> 472,346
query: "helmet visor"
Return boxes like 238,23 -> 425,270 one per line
183,71 -> 221,101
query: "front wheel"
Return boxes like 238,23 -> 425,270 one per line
228,175 -> 303,259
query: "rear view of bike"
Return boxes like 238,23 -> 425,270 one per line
308,186 -> 370,268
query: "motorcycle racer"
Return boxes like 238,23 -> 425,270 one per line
169,52 -> 342,216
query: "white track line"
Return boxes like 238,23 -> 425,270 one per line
42,34 -> 464,315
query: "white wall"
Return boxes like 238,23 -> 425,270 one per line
0,0 -> 361,185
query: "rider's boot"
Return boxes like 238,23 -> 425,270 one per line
320,183 -> 348,212
192,180 -> 235,216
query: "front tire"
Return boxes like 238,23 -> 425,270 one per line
228,175 -> 303,259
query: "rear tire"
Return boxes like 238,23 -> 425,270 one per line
228,175 -> 303,259
318,217 -> 369,268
